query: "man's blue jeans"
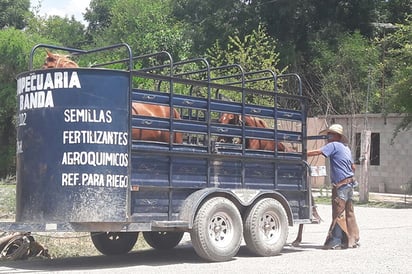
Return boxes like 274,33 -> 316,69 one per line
336,184 -> 354,201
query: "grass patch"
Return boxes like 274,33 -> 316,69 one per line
315,195 -> 412,209
314,196 -> 331,204
0,183 -> 16,219
31,232 -> 150,258
355,200 -> 412,209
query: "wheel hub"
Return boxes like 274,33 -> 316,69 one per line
214,224 -> 222,234
209,215 -> 232,243
263,222 -> 272,233
262,214 -> 279,239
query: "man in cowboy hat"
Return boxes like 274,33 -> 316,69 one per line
308,124 -> 360,249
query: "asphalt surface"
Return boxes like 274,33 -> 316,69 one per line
0,201 -> 411,274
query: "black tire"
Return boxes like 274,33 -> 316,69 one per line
91,232 -> 138,256
190,197 -> 242,262
243,198 -> 288,256
143,231 -> 184,250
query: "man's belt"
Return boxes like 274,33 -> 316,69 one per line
333,177 -> 354,188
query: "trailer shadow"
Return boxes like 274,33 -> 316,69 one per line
284,243 -> 325,251
0,246 -> 198,272
0,243 -> 321,272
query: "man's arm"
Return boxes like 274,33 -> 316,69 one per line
307,149 -> 323,157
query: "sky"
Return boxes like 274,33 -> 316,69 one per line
30,0 -> 91,23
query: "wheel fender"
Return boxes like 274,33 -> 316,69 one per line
230,189 -> 293,226
178,188 -> 226,229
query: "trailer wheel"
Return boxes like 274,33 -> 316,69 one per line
143,232 -> 184,250
91,232 -> 138,256
190,197 -> 242,262
243,198 -> 288,256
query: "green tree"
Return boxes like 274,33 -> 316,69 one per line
197,0 -> 377,70
100,0 -> 190,59
0,0 -> 30,29
376,0 -> 412,24
207,24 -> 286,74
206,25 -> 288,103
384,17 -> 412,136
172,0 -> 256,55
84,0 -> 116,37
0,28 -> 33,177
309,31 -> 380,116
27,15 -> 87,49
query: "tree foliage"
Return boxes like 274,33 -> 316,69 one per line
172,0 -> 256,55
309,31 -> 380,116
233,0 -> 377,68
0,28 -> 33,176
84,0 -> 116,36
207,24 -> 287,79
384,16 -> 412,135
377,0 -> 412,24
0,0 -> 30,29
0,0 -> 411,177
92,0 -> 190,59
27,15 -> 87,49
206,25 -> 288,104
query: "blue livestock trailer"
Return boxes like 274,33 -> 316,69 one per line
3,43 -> 315,261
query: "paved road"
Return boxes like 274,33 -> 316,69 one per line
0,204 -> 411,274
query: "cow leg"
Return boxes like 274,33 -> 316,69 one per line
312,205 -> 322,223
291,224 -> 304,246
291,195 -> 322,247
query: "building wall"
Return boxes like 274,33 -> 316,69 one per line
307,114 -> 411,194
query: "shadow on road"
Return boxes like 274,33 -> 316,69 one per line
0,243 -> 317,272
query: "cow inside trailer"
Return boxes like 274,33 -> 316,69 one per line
2,43 -> 315,262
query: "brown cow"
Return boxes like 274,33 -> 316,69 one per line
217,113 -> 286,151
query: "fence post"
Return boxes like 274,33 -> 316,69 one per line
359,130 -> 371,203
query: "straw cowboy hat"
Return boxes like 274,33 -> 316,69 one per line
319,124 -> 349,144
